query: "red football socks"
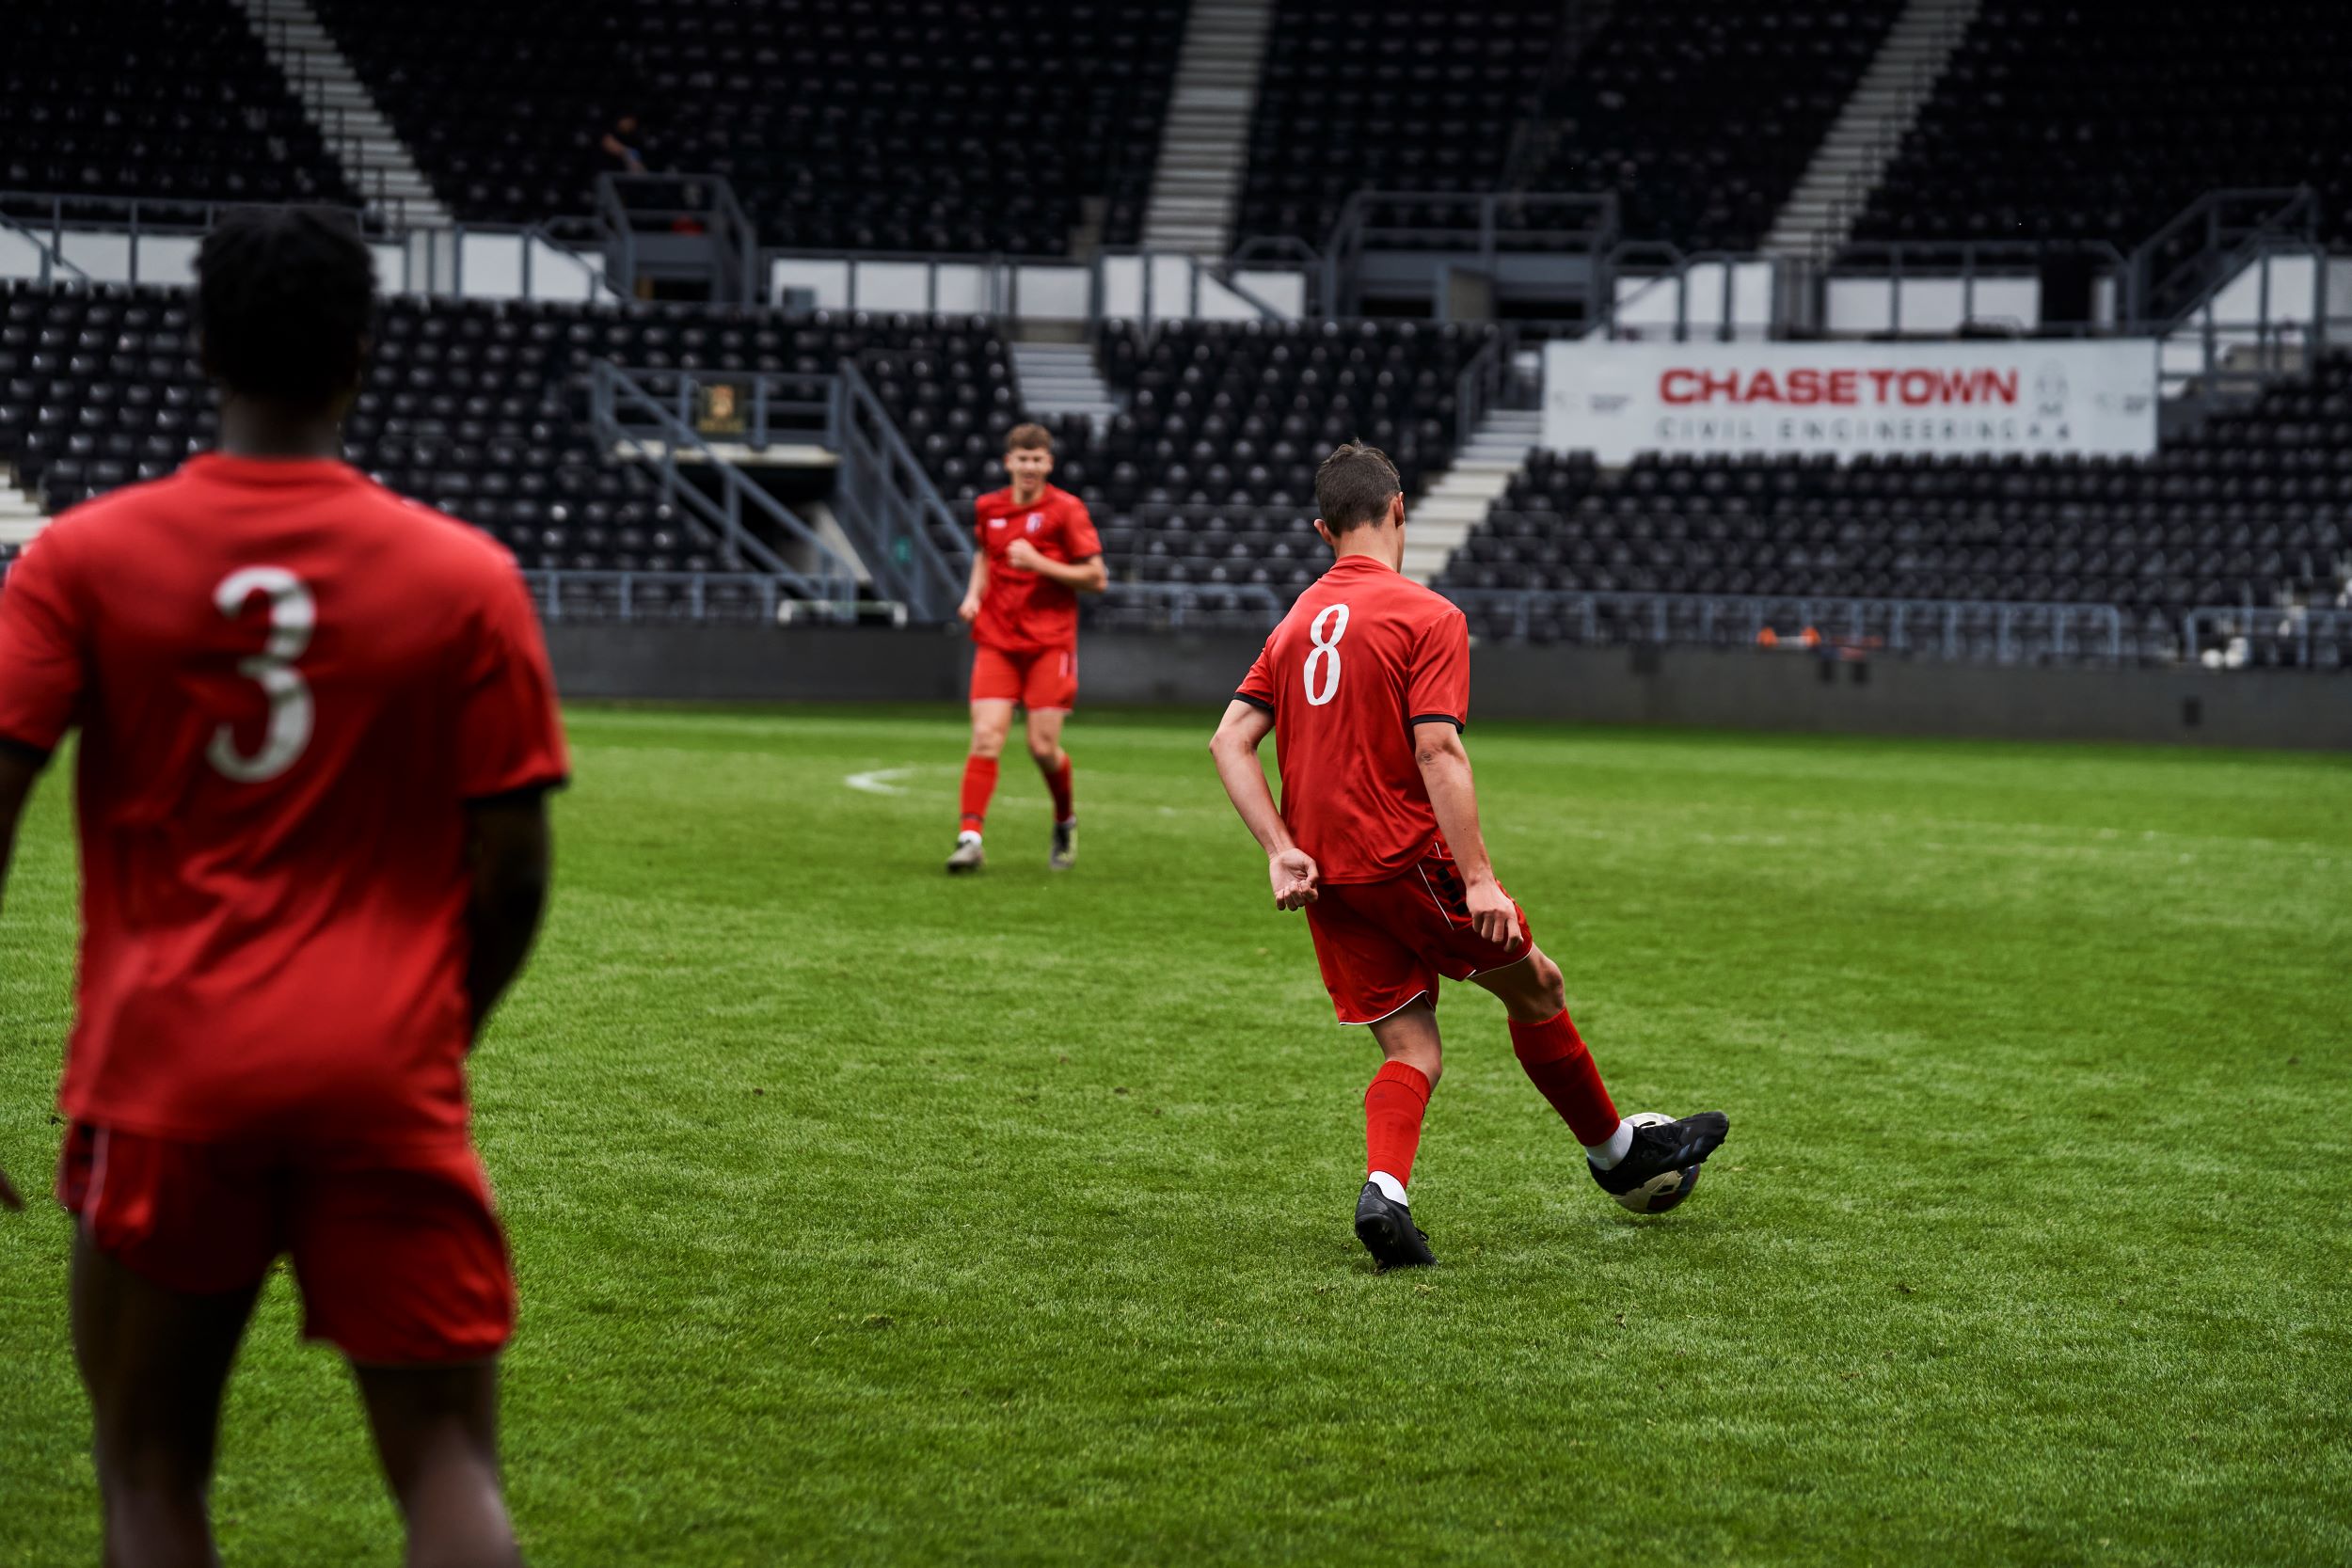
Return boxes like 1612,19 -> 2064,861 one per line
1508,1008 -> 1620,1147
1045,753 -> 1074,823
958,755 -> 999,834
1363,1059 -> 1433,1188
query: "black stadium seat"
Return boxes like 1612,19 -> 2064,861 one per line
310,0 -> 1186,255
1853,0 -> 2352,248
1439,356 -> 2352,651
0,281 -> 1011,590
1235,2 -> 1559,248
0,0 -> 356,216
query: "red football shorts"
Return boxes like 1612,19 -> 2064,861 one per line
56,1123 -> 516,1366
971,642 -> 1077,711
1305,846 -> 1534,1024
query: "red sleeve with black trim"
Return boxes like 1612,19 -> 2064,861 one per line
1406,607 -> 1470,730
1234,633 -> 1277,712
0,527 -> 87,757
454,560 -> 570,800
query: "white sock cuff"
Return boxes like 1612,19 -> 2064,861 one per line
958,830 -> 982,845
1584,1119 -> 1633,1170
1367,1170 -> 1409,1206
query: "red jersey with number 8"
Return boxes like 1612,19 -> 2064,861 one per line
1234,553 -> 1470,884
0,454 -> 568,1147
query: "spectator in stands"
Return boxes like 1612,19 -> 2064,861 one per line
599,113 -> 647,176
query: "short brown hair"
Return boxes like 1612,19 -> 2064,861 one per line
1005,421 -> 1054,453
1314,441 -> 1401,531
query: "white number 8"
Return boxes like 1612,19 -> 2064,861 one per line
1304,602 -> 1350,706
207,566 -> 315,783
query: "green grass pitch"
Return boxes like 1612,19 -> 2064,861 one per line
3,704 -> 2348,1566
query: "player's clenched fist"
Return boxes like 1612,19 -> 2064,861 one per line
1269,847 -> 1320,911
1464,875 -> 1520,947
1003,537 -> 1046,572
957,594 -> 981,625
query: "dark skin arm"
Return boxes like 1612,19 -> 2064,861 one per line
465,793 -> 554,1044
0,747 -> 43,1211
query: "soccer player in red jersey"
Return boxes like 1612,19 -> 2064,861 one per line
1210,443 -> 1728,1270
949,421 -> 1104,873
0,210 -> 564,1563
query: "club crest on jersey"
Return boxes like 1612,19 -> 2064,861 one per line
1026,514 -> 1043,532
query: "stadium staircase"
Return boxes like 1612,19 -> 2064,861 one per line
1400,408 -> 1542,586
1010,343 -> 1120,438
232,0 -> 453,229
1762,0 -> 1982,264
1141,0 -> 1279,257
0,469 -> 46,547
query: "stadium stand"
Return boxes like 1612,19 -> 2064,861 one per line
1,0 -> 357,215
1519,0 -> 1904,252
1851,0 -> 2352,247
308,0 -> 1189,254
1233,1 -> 1559,246
0,280 -> 1015,614
1438,356 -> 2352,656
1072,318 -> 1495,601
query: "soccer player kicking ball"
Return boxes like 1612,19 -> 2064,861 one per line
1210,442 -> 1727,1271
0,209 -> 565,1563
949,422 -> 1105,873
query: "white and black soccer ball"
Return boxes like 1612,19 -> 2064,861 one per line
1609,1111 -> 1702,1214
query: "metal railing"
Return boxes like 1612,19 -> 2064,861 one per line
2183,604 -> 2352,669
587,360 -> 963,623
1097,580 -> 1286,630
596,173 -> 758,304
602,365 -> 834,451
1437,587 -> 2131,663
1454,327 -> 1518,440
2130,188 -> 2320,325
522,569 -> 785,624
1319,191 -> 1621,318
1599,245 -> 1781,341
587,360 -> 862,610
828,361 -> 968,623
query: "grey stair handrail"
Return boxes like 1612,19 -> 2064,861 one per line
588,359 -> 865,610
827,359 -> 968,623
0,211 -> 90,287
2127,187 -> 2319,327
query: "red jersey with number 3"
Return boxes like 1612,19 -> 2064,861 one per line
0,454 -> 569,1147
1234,553 -> 1470,884
972,483 -> 1100,654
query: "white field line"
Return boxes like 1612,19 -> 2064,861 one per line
844,767 -> 918,796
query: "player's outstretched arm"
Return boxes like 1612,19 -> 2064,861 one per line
465,792 -> 554,1046
0,747 -> 40,1211
1209,700 -> 1318,910
1413,722 -> 1519,947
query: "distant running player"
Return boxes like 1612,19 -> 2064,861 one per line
1209,442 -> 1727,1270
950,421 -> 1105,873
0,209 -> 564,1561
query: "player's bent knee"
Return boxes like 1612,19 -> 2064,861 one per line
1531,953 -> 1567,1015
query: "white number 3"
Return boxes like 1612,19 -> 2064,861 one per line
207,566 -> 315,783
1304,602 -> 1350,706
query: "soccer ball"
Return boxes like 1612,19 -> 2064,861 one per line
1609,1111 -> 1703,1215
